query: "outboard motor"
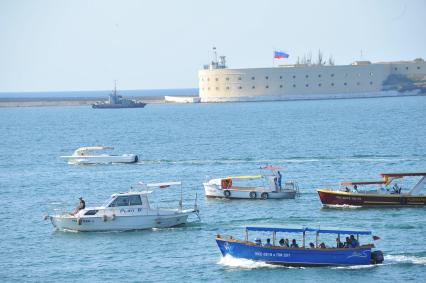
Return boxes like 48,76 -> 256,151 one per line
370,250 -> 384,264
134,155 -> 139,163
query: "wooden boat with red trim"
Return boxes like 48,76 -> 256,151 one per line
317,172 -> 426,207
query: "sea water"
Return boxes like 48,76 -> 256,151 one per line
0,96 -> 425,282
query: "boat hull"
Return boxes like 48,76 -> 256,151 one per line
204,184 -> 296,199
50,213 -> 191,232
216,238 -> 374,266
92,103 -> 146,109
317,189 -> 426,207
61,154 -> 138,165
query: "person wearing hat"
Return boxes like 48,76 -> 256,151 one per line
72,197 -> 86,215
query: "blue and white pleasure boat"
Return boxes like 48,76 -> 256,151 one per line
216,226 -> 384,266
46,182 -> 199,232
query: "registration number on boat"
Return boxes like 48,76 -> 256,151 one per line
255,252 -> 290,257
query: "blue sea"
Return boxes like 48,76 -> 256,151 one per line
0,95 -> 425,282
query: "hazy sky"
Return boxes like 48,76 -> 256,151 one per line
1,0 -> 425,92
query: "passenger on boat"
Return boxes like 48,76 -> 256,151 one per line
284,239 -> 290,247
264,238 -> 272,246
309,242 -> 315,248
392,184 -> 401,194
345,186 -> 350,192
273,177 -> 279,191
279,238 -> 285,246
277,171 -> 282,189
72,197 -> 85,215
290,239 -> 299,248
344,237 -> 351,248
319,242 -> 326,249
353,185 -> 358,192
336,238 -> 344,248
255,238 -> 262,245
350,235 -> 359,247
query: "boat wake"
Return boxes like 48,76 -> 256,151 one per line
139,155 -> 420,166
385,254 -> 426,265
331,264 -> 377,270
217,255 -> 300,269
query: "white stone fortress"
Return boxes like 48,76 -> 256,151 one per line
198,51 -> 426,102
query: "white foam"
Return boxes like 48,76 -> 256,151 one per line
385,255 -> 426,265
217,255 -> 279,269
332,264 -> 376,270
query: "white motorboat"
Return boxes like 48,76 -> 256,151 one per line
60,146 -> 138,164
46,182 -> 200,232
203,166 -> 299,199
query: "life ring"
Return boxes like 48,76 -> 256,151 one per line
261,192 -> 269,199
224,190 -> 231,198
249,192 -> 257,199
221,178 -> 232,189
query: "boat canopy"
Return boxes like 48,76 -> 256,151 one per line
74,146 -> 113,155
146,181 -> 181,188
340,180 -> 387,186
381,172 -> 426,178
261,165 -> 282,171
246,226 -> 371,235
224,175 -> 262,179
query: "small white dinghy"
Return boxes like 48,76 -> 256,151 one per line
46,182 -> 200,232
60,146 -> 138,165
203,166 -> 299,199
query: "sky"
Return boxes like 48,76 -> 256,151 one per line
1,0 -> 425,92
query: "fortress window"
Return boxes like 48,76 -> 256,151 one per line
266,85 -> 269,88
305,84 -> 309,87
318,74 -> 322,78
318,83 -> 322,87
406,67 -> 409,70
331,74 -> 335,77
226,86 -> 230,90
344,82 -> 347,86
417,66 -> 420,70
208,87 -> 210,90
216,87 -> 219,90
370,81 -> 373,85
251,76 -> 255,80
215,78 -> 219,81
394,67 -> 398,71
280,85 -> 283,88
207,78 -> 210,81
252,86 -> 255,89
279,76 -> 283,79
305,75 -> 309,78
292,75 -> 296,79
331,83 -> 334,86
265,76 -> 269,80
293,84 -> 296,87
238,86 -> 242,89
226,77 -> 229,81
238,77 -> 242,80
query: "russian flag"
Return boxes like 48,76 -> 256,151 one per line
274,51 -> 289,59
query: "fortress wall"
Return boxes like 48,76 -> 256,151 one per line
199,61 -> 426,102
